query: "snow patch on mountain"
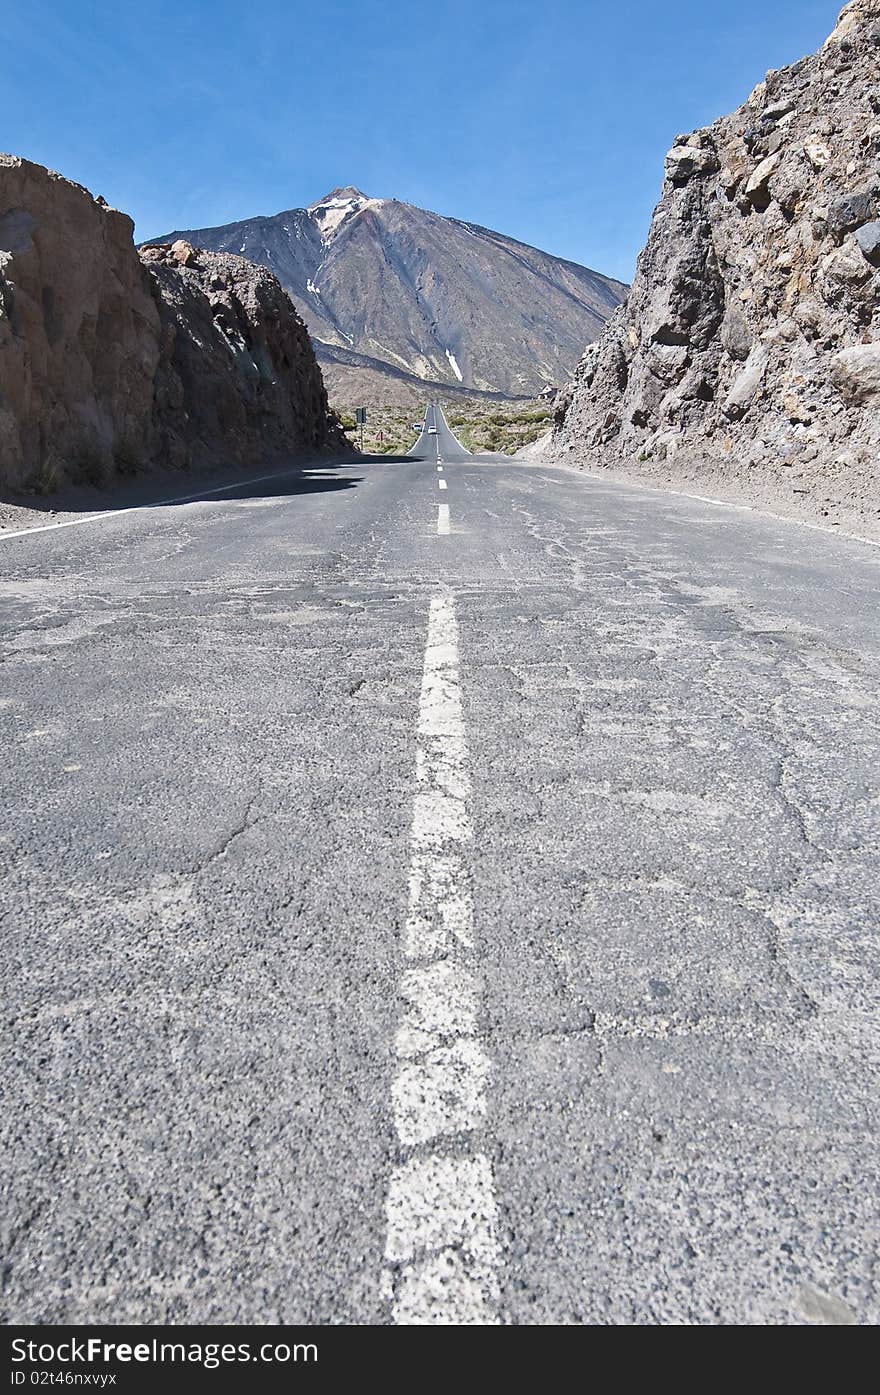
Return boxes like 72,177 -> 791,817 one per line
308,187 -> 385,242
445,349 -> 464,382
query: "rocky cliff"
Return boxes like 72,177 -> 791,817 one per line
0,155 -> 344,495
554,1 -> 880,534
153,189 -> 628,403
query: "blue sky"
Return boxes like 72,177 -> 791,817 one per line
3,0 -> 838,282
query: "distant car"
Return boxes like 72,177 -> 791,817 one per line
428,427 -> 438,434
412,423 -> 424,431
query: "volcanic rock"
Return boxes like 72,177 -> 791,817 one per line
553,1 -> 880,530
0,155 -> 344,494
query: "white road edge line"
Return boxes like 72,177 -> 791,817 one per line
571,468 -> 880,552
669,486 -> 880,550
437,503 -> 450,535
0,464 -> 311,543
383,592 -> 499,1324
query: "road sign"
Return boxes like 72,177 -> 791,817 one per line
355,408 -> 367,424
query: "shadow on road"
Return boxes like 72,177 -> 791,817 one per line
0,457 -> 403,519
173,469 -> 363,504
356,453 -> 412,465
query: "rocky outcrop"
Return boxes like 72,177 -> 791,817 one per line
139,240 -> 345,470
0,155 -> 345,495
554,1 -> 880,530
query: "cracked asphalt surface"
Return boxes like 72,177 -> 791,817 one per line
2,423 -> 879,1325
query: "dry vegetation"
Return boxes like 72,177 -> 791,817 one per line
444,400 -> 552,454
336,406 -> 420,455
336,398 -> 553,456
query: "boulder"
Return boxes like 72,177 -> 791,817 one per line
723,344 -> 770,418
831,343 -> 880,401
665,144 -> 719,182
744,151 -> 782,206
819,239 -> 874,289
720,301 -> 753,360
827,186 -> 878,237
855,219 -> 880,263
804,135 -> 833,169
169,238 -> 199,268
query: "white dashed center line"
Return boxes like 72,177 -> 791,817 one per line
383,593 -> 499,1324
439,479 -> 447,491
437,503 -> 450,535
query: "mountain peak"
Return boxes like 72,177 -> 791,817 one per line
308,186 -> 371,209
149,191 -> 627,400
307,187 -> 382,242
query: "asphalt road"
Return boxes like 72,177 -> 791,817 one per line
410,402 -> 473,463
2,408 -> 878,1325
